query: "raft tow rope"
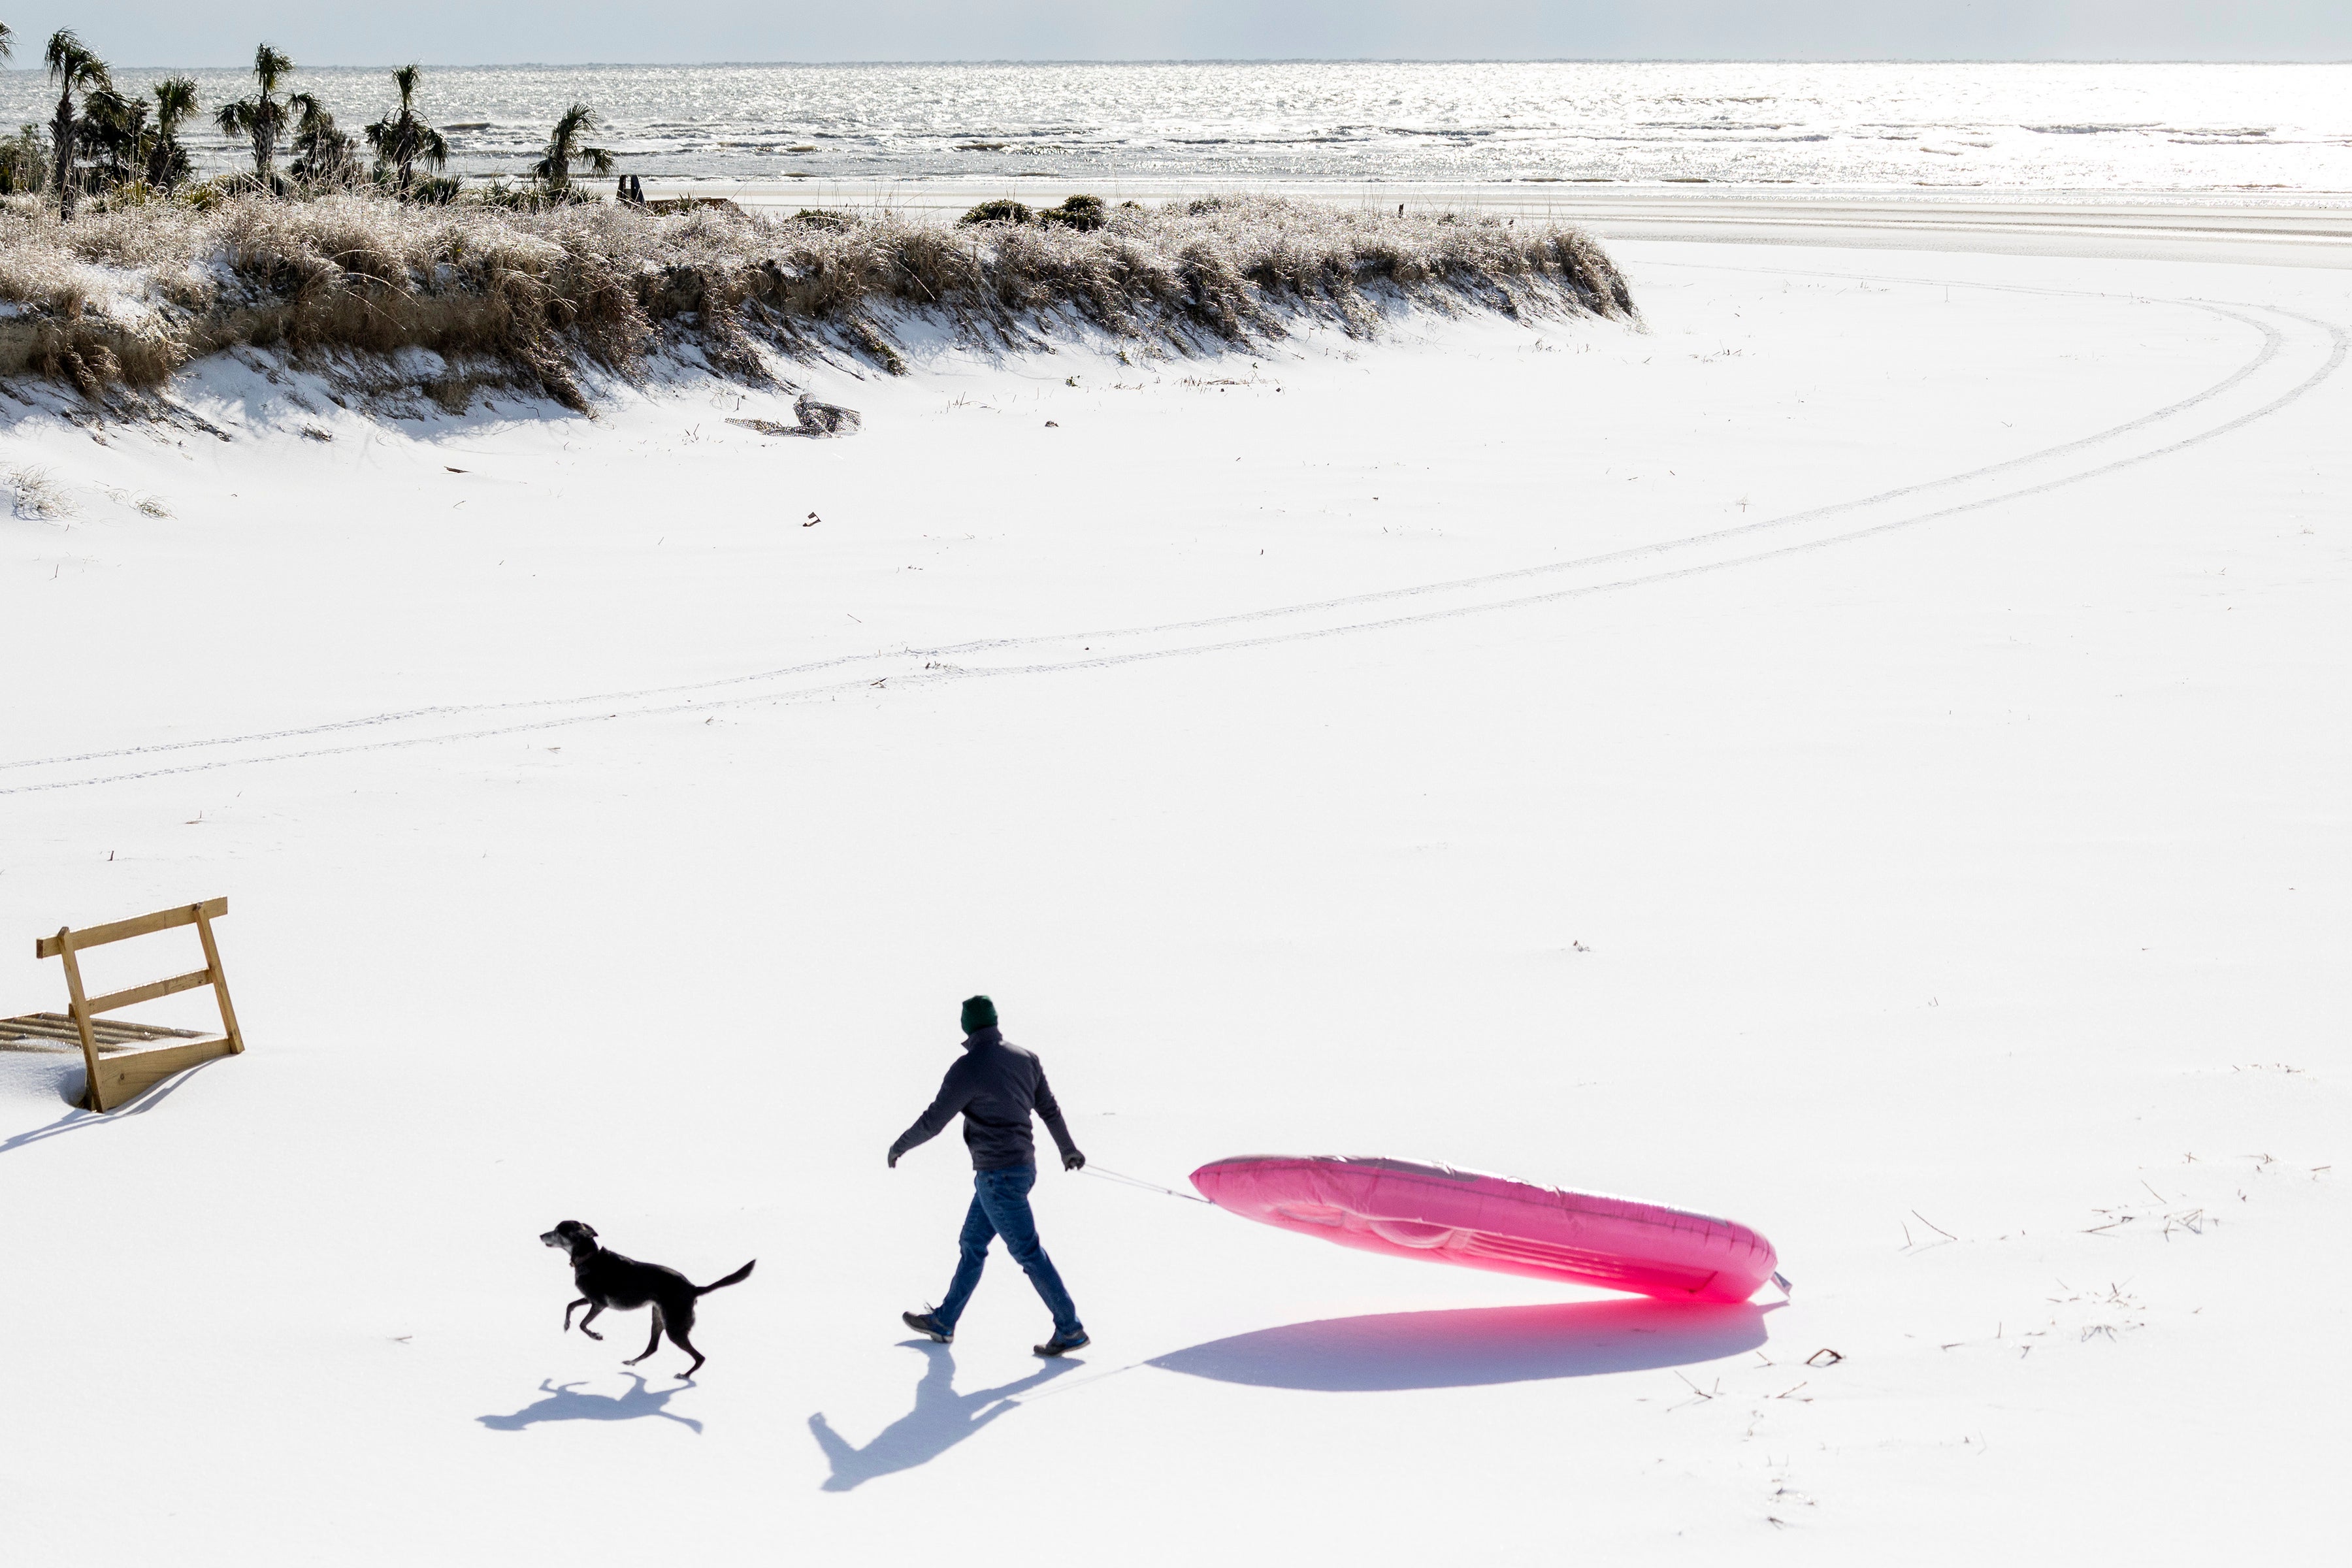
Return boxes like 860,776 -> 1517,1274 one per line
1081,1164 -> 1215,1204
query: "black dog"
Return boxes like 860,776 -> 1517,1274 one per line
540,1220 -> 755,1380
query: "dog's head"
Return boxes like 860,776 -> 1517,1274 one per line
540,1220 -> 600,1260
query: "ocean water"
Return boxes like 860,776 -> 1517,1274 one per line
6,61 -> 2349,193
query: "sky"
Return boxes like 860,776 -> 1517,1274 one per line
3,0 -> 2347,67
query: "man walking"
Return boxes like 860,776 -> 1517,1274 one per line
890,996 -> 1090,1356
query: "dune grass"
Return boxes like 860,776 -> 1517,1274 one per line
0,191 -> 1635,410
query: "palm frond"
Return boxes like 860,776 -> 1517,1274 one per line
252,42 -> 295,95
44,28 -> 111,91
83,86 -> 137,130
152,76 -> 200,133
548,102 -> 600,153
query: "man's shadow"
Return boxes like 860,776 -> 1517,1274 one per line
809,1341 -> 1076,1490
478,1373 -> 702,1433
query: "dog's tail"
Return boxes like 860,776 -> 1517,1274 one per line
696,1260 -> 756,1296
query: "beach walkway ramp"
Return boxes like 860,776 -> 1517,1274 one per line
1,898 -> 245,1111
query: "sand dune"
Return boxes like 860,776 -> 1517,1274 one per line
1,200 -> 2342,1560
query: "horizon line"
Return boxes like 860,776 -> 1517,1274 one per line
12,56 -> 2352,72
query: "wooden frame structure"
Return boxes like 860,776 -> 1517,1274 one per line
23,898 -> 244,1112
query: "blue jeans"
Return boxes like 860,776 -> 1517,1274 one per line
934,1166 -> 1083,1340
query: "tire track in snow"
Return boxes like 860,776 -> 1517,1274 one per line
13,274 -> 2285,772
962,302 -> 2344,676
3,284 -> 2341,797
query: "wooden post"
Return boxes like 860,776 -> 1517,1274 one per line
53,925 -> 106,1112
192,904 -> 244,1054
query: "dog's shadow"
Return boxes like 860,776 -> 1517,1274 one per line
478,1373 -> 701,1434
808,1341 -> 1075,1490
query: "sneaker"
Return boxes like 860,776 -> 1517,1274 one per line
902,1310 -> 953,1344
1033,1329 -> 1090,1357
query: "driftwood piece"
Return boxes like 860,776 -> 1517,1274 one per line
794,393 -> 861,435
725,391 -> 863,441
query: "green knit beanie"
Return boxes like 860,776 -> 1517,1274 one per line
961,995 -> 998,1034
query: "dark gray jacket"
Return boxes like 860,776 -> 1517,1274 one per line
890,1028 -> 1080,1172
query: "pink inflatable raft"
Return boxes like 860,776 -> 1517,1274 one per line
1190,1155 -> 1780,1304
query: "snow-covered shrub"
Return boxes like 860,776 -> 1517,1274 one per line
0,189 -> 1635,408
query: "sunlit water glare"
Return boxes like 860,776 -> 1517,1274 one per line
5,61 -> 2347,192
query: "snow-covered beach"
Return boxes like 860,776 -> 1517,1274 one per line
2,203 -> 2344,1560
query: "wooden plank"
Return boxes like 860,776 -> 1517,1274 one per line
54,930 -> 107,1111
5,1011 -> 210,1039
194,907 -> 244,1055
81,968 -> 213,1017
92,1019 -> 208,1043
1,1014 -> 209,1045
95,1021 -> 209,1043
90,1037 -> 235,1109
1,1019 -> 84,1044
2,1020 -> 82,1043
35,898 -> 226,959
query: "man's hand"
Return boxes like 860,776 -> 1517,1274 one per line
1063,1149 -> 1086,1172
888,1149 -> 900,1169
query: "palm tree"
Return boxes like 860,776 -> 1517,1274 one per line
288,93 -> 357,184
44,30 -> 112,218
80,84 -> 152,193
365,65 -> 449,194
533,103 -> 613,196
0,25 -> 27,195
214,42 -> 297,186
0,125 -> 46,196
146,76 -> 200,191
